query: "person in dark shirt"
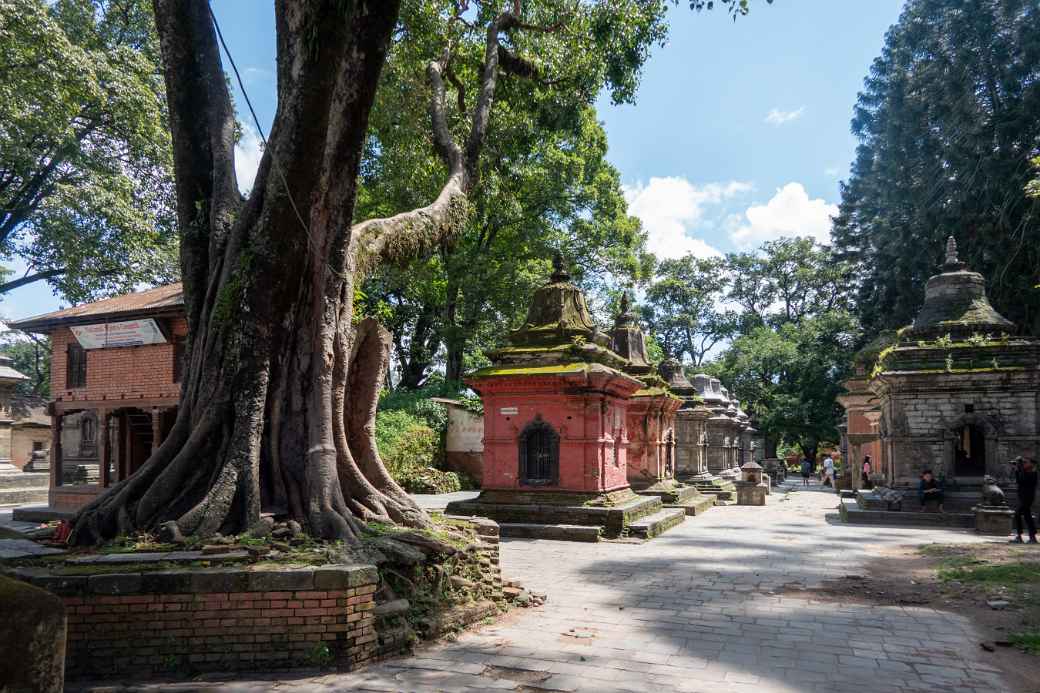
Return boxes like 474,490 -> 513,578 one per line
918,469 -> 944,512
800,457 -> 813,486
1011,457 -> 1038,544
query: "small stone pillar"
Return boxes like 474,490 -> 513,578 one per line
735,460 -> 767,506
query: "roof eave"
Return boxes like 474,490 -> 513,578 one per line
9,304 -> 185,334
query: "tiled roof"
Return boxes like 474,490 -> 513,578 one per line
10,283 -> 184,332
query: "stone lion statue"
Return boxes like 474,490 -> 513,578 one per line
980,475 -> 1007,507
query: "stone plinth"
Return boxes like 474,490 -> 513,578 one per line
736,482 -> 767,506
974,506 -> 1015,535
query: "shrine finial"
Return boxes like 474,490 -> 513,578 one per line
945,236 -> 958,264
551,251 -> 570,283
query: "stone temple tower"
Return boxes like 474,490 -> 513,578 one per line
870,236 -> 1040,506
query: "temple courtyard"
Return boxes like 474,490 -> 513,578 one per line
62,480 -> 1016,693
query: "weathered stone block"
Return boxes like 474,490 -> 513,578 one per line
974,506 -> 1014,536
245,568 -> 314,592
190,568 -> 249,593
88,573 -> 142,595
0,575 -> 66,692
313,565 -> 378,590
736,483 -> 767,506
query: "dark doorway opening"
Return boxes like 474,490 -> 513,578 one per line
519,417 -> 559,486
954,424 -> 986,476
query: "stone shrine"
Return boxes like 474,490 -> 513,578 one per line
446,255 -> 687,541
610,307 -> 714,517
844,236 -> 1040,516
872,237 -> 1040,506
735,460 -> 768,506
0,356 -> 50,506
664,364 -> 737,503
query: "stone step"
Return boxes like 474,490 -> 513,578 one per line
0,472 -> 50,490
665,493 -> 715,516
499,523 -> 601,542
839,498 -> 975,528
626,507 -> 686,539
0,487 -> 49,506
12,505 -> 73,523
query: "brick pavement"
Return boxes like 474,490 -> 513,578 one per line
76,481 -> 1009,692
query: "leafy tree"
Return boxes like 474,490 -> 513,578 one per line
0,0 -> 178,302
832,0 -> 1040,337
0,332 -> 50,397
361,105 -> 649,387
641,255 -> 735,365
71,0 -> 713,544
708,238 -> 859,459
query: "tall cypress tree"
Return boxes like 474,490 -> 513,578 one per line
834,0 -> 1040,336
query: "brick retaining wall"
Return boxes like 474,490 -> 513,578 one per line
10,564 -> 379,677
5,518 -> 504,679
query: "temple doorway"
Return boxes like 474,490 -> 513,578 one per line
954,423 -> 986,477
519,418 -> 559,486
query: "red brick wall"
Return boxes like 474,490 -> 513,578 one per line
51,317 -> 187,402
53,570 -> 378,677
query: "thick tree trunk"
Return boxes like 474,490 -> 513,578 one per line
72,0 -> 419,544
71,0 -> 519,545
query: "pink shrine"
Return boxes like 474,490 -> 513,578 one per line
446,255 -> 689,540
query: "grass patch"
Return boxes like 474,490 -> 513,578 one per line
938,562 -> 1040,587
1009,632 -> 1040,655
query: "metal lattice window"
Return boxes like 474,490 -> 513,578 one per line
518,417 -> 559,486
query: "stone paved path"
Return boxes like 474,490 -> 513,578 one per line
80,482 -> 1009,693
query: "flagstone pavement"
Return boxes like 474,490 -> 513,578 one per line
78,481 -> 1010,693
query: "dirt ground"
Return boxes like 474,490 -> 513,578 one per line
784,540 -> 1040,693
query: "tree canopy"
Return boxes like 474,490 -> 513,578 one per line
641,255 -> 735,365
705,238 -> 859,458
355,0 -> 668,388
0,0 -> 178,302
832,0 -> 1040,337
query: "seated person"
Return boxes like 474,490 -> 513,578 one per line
918,469 -> 944,512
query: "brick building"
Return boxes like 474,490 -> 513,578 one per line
11,283 -> 186,514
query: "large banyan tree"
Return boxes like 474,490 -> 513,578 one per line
69,0 -> 757,544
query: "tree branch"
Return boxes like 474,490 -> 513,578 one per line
152,0 -> 240,328
0,268 -> 64,294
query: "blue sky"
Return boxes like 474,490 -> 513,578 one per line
4,0 -> 905,321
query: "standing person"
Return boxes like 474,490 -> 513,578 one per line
1011,456 -> 1038,544
800,456 -> 813,487
822,454 -> 835,488
861,456 -> 873,490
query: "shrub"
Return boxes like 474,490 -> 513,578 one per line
375,410 -> 460,494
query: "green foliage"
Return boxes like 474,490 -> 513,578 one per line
708,238 -> 860,458
0,0 -> 177,302
833,0 -> 1040,337
302,642 -> 333,667
0,333 -> 49,397
357,0 -> 677,386
375,409 -> 461,494
1009,632 -> 1040,655
642,255 -> 737,364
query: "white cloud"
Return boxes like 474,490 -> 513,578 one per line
764,106 -> 806,126
234,122 -> 264,194
824,166 -> 841,178
729,182 -> 838,248
624,177 -> 752,260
